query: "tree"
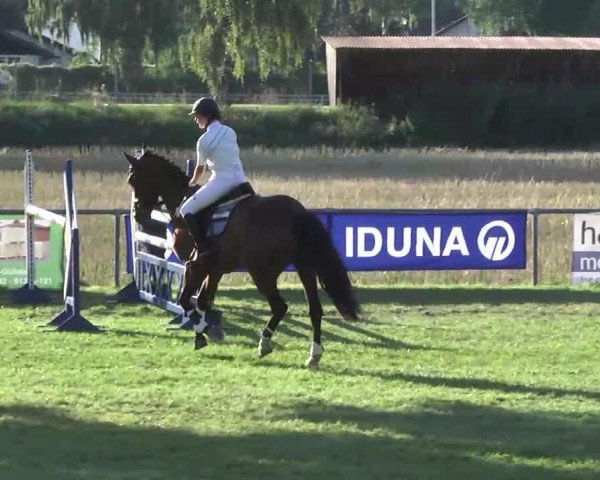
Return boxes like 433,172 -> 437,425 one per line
26,0 -> 183,88
178,0 -> 321,96
459,0 -> 600,36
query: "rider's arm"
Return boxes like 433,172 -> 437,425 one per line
189,164 -> 205,186
189,138 -> 207,186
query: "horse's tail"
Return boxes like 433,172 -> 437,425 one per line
294,211 -> 360,321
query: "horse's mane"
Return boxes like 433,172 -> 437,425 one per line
142,150 -> 190,185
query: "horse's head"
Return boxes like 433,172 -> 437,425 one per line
123,149 -> 167,226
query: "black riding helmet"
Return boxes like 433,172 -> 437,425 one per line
188,97 -> 221,122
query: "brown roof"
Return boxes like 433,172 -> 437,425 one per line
322,36 -> 600,51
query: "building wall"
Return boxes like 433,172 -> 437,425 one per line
0,54 -> 40,65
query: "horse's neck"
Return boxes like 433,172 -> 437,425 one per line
161,183 -> 197,217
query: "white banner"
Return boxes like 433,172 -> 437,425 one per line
572,213 -> 600,285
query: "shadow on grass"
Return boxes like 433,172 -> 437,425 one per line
280,400 -> 600,469
0,402 -> 596,480
324,368 -> 600,402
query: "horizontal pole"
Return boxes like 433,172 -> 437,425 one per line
150,210 -> 172,224
134,231 -> 172,250
138,291 -> 184,315
530,208 -> 600,215
0,208 -> 130,216
25,205 -> 66,226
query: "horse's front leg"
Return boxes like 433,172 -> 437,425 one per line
179,261 -> 210,350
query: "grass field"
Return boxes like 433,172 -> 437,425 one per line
2,147 -> 600,286
1,286 -> 599,479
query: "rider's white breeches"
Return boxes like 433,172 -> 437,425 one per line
179,173 -> 245,216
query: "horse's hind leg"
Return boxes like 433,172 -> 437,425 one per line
298,268 -> 324,368
251,270 -> 288,358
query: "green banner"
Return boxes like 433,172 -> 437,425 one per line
0,214 -> 64,290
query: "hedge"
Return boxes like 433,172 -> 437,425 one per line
3,82 -> 599,148
395,82 -> 600,148
0,102 -> 408,148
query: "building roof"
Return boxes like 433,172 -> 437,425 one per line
322,36 -> 600,51
0,29 -> 57,58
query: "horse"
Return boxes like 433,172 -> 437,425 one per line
123,149 -> 360,367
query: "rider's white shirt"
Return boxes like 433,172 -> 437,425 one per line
196,120 -> 246,181
180,120 -> 247,216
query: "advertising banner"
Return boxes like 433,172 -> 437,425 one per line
572,213 -> 600,285
0,214 -> 64,289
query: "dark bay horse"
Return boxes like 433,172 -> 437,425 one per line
124,150 -> 359,367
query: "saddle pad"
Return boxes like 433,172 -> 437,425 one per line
207,194 -> 252,236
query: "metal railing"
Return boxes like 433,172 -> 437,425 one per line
1,91 -> 330,105
1,207 -> 597,288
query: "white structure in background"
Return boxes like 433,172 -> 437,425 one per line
437,16 -> 479,36
0,219 -> 51,261
42,23 -> 100,61
0,22 -> 98,67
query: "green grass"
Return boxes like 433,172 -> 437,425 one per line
1,285 -> 600,479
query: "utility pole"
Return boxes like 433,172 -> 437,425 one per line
308,58 -> 314,95
431,0 -> 436,36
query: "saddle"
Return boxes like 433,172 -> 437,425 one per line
199,182 -> 255,237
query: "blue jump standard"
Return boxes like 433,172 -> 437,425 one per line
114,281 -> 143,303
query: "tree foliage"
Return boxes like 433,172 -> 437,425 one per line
26,0 -> 183,87
178,0 -> 321,94
460,0 -> 600,35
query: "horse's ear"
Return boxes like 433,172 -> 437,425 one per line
122,150 -> 136,167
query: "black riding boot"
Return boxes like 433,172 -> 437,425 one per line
182,213 -> 203,251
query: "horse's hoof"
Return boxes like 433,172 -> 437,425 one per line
258,337 -> 274,358
305,355 -> 321,369
194,333 -> 208,350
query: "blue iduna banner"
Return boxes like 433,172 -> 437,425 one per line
330,212 -> 527,271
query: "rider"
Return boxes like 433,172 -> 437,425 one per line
178,97 -> 249,255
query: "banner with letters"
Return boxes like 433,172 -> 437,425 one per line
572,213 -> 600,285
0,214 -> 64,289
329,211 -> 527,271
126,210 -> 527,272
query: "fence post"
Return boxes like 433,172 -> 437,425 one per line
114,213 -> 121,287
532,210 -> 539,286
